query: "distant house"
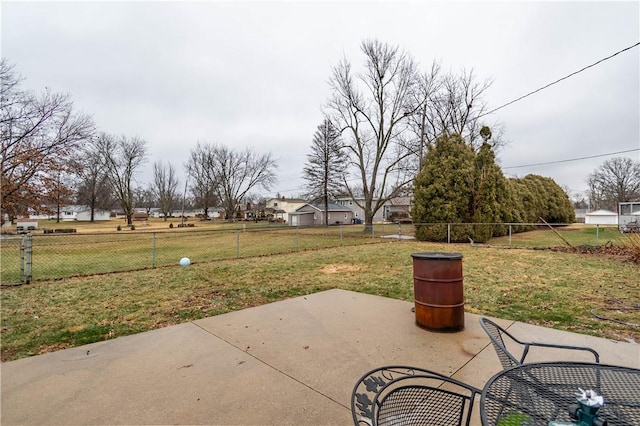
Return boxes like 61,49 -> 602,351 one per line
76,209 -> 111,222
264,207 -> 286,223
29,205 -> 85,221
574,208 -> 588,223
585,209 -> 618,225
207,208 -> 225,220
383,196 -> 413,222
335,196 -> 412,223
265,197 -> 307,223
289,203 -> 354,227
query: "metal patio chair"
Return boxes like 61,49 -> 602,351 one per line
351,366 -> 480,426
480,317 -> 600,370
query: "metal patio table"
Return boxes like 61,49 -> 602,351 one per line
480,361 -> 640,425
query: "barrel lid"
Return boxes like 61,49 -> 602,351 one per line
411,252 -> 463,260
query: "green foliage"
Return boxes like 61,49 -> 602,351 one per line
413,134 -> 575,243
413,134 -> 506,242
518,175 -> 575,224
413,134 -> 476,241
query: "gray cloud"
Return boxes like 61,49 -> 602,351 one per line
3,1 -> 638,198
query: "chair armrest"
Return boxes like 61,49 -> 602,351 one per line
523,342 -> 600,363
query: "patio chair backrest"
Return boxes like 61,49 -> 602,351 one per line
351,366 -> 480,426
479,317 -> 600,370
480,318 -> 524,369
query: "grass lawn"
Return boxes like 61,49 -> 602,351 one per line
2,239 -> 638,362
488,224 -> 628,248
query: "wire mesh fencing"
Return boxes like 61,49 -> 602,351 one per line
0,223 -> 406,284
1,222 -> 630,285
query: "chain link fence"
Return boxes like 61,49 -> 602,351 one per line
0,223 -> 407,285
1,222 -> 629,285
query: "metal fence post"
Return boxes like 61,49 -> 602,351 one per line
596,224 -> 600,247
398,223 -> 402,239
20,235 -> 25,283
24,233 -> 32,284
152,232 -> 156,268
509,224 -> 512,247
236,230 -> 240,258
447,224 -> 451,244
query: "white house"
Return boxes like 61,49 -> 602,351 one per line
76,209 -> 111,221
585,209 -> 618,225
265,197 -> 307,223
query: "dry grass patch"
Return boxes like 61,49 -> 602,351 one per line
319,264 -> 366,274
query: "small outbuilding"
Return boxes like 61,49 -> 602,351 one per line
16,219 -> 38,231
584,209 -> 618,225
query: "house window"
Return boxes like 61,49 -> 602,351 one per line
274,202 -> 278,207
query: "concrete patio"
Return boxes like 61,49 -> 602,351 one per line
1,289 -> 638,425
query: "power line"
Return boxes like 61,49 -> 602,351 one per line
479,42 -> 640,119
503,148 -> 639,169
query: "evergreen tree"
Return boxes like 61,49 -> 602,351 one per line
413,134 -> 475,242
521,175 -> 575,223
414,132 -> 511,243
470,141 -> 504,241
303,119 -> 347,226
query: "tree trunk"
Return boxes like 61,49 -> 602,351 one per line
364,209 -> 375,234
323,194 -> 329,227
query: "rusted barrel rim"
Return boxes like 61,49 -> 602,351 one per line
411,252 -> 462,260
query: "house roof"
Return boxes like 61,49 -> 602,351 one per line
586,210 -> 618,216
267,198 -> 306,203
295,203 -> 353,213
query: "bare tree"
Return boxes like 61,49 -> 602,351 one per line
189,142 -> 277,220
326,39 -> 419,231
152,161 -> 179,221
72,140 -> 114,222
134,186 -> 155,216
406,62 -> 442,170
1,59 -> 94,220
426,68 -> 494,149
303,118 -> 348,226
244,193 -> 267,221
96,133 -> 148,225
588,157 -> 640,211
186,145 -> 219,219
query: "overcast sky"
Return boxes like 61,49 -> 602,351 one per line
2,1 -> 639,201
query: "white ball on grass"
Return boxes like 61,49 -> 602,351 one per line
179,257 -> 191,267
